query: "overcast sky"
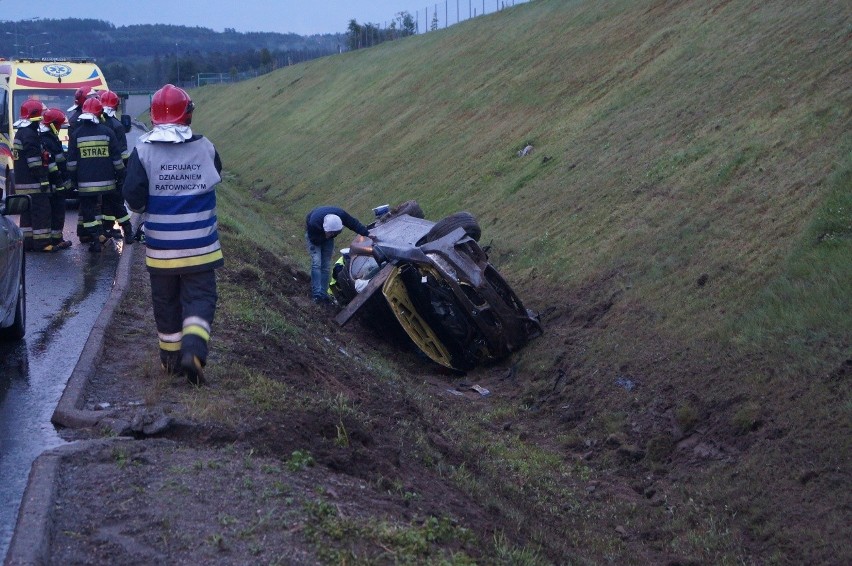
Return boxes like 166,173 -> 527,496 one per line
0,1 -> 523,36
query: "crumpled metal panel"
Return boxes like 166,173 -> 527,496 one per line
371,215 -> 434,247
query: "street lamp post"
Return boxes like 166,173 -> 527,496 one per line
28,42 -> 50,58
2,17 -> 41,58
19,31 -> 48,59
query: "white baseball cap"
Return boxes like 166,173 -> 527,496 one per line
323,214 -> 343,232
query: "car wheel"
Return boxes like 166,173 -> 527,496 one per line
389,200 -> 424,219
0,254 -> 26,340
375,200 -> 425,226
423,211 -> 481,243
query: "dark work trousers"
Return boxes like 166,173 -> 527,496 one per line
78,194 -> 104,239
150,269 -> 218,368
101,190 -> 130,231
19,191 -> 52,250
48,191 -> 66,244
77,196 -> 103,240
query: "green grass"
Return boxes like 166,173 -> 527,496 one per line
191,0 -> 850,360
165,0 -> 851,563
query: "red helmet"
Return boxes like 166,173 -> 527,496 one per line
74,86 -> 88,107
82,97 -> 103,116
43,108 -> 67,131
150,84 -> 194,126
100,90 -> 120,110
20,99 -> 44,120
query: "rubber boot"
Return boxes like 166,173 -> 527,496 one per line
181,352 -> 206,386
121,221 -> 134,245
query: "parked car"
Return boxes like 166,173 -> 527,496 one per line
0,194 -> 29,340
333,201 -> 542,371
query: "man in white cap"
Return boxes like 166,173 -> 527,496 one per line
305,206 -> 370,304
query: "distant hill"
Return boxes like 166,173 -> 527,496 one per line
0,18 -> 344,89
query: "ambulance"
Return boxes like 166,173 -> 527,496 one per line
0,58 -> 109,195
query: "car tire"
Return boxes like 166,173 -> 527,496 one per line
0,254 -> 26,340
424,212 -> 481,243
375,200 -> 425,226
390,200 -> 424,219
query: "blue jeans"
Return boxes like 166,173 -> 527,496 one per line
306,233 -> 334,300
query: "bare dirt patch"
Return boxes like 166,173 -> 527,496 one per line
48,243 -> 850,565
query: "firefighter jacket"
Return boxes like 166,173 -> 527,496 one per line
67,120 -> 125,195
305,206 -> 369,245
67,107 -> 82,136
123,135 -> 224,275
104,115 -> 130,163
12,123 -> 49,196
39,130 -> 72,191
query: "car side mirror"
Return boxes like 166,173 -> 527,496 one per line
120,114 -> 132,133
2,194 -> 31,215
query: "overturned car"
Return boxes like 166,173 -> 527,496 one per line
332,201 -> 542,371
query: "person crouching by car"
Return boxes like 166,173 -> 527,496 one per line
305,206 -> 370,304
123,84 -> 223,386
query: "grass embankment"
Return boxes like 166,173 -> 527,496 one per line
173,0 -> 850,563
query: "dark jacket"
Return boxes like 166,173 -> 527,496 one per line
12,123 -> 48,195
305,206 -> 369,245
39,130 -> 71,191
104,114 -> 130,163
67,119 -> 125,195
67,107 -> 82,136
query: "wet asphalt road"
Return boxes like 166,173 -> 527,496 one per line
0,125 -> 143,559
0,213 -> 127,558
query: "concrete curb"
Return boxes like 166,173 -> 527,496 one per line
4,439 -> 132,566
51,243 -> 135,429
5,244 -> 137,565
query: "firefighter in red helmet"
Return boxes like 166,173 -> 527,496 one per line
97,90 -> 133,242
67,87 -> 100,135
123,84 -> 223,385
13,99 -> 62,252
67,96 -> 126,252
40,108 -> 73,249
66,86 -> 88,125
68,87 -> 103,242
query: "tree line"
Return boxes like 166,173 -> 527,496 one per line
0,18 -> 344,90
346,12 -> 417,50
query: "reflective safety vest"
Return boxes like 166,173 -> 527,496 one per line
123,135 -> 224,275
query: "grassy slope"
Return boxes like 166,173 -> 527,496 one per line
187,0 -> 850,562
196,0 -> 849,346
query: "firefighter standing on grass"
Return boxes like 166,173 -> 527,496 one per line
123,84 -> 223,385
13,99 -> 58,252
40,108 -> 73,249
67,96 -> 127,252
